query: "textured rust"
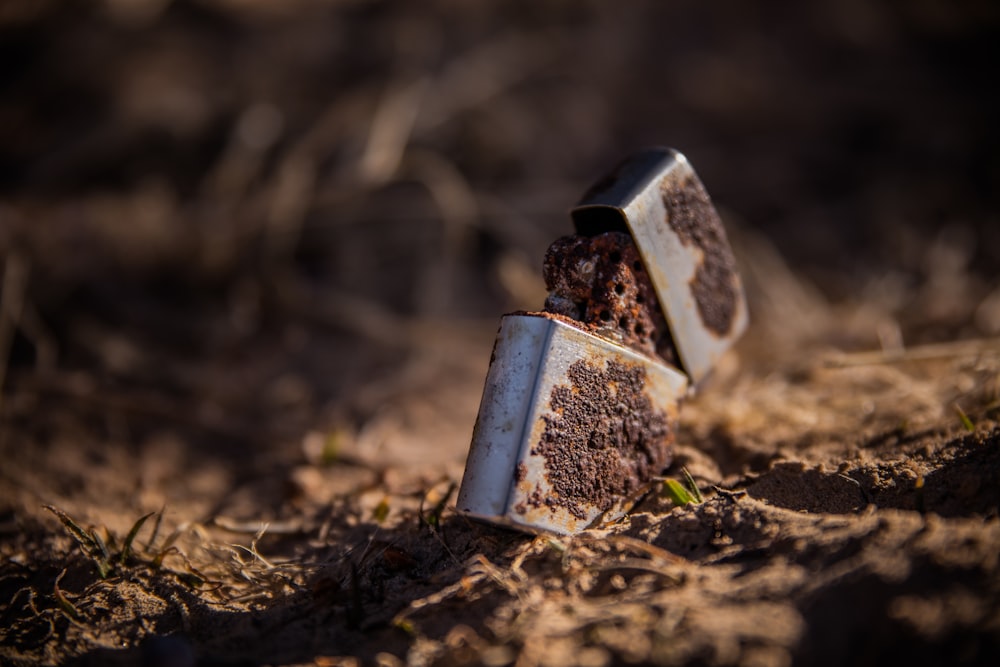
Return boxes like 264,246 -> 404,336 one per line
660,176 -> 739,336
690,256 -> 739,337
527,484 -> 545,509
532,358 -> 673,520
514,484 -> 546,515
542,231 -> 679,365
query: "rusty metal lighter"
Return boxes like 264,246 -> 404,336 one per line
457,148 -> 748,535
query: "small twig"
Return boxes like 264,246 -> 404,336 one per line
358,78 -> 427,185
835,473 -> 872,507
595,558 -> 682,584
213,516 -> 306,535
712,486 -> 748,500
823,337 -> 1000,368
601,535 -> 689,565
468,554 -> 522,599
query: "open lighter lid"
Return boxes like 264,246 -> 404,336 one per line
571,147 -> 749,385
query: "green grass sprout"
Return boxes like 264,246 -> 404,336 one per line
421,482 -> 456,530
43,505 -> 113,578
662,480 -> 696,507
120,512 -> 155,566
953,403 -> 975,432
373,497 -> 390,524
44,505 -> 163,578
52,569 -> 81,620
662,468 -> 704,507
682,468 -> 704,504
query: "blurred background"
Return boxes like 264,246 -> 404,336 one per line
0,0 -> 998,480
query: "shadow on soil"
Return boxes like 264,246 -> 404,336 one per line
46,516 -> 523,667
746,428 -> 1000,517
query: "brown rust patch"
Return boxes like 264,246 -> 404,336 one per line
525,484 -> 545,511
531,358 -> 673,520
690,256 -> 738,337
660,175 -> 739,336
542,231 -> 679,365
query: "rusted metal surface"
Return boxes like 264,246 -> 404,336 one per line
542,231 -> 680,366
456,313 -> 688,535
571,147 -> 748,385
458,147 -> 747,535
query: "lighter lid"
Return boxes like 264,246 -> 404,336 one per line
571,147 -> 748,384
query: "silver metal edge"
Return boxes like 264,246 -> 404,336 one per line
456,315 -> 552,518
571,148 -> 749,384
460,314 -> 689,535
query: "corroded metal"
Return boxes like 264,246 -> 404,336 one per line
572,148 -> 748,384
542,231 -> 680,367
458,147 -> 747,535
456,313 -> 688,535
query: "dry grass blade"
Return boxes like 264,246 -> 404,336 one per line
468,554 -> 523,599
43,505 -> 111,578
151,527 -> 186,569
392,570 -> 489,634
823,337 -> 1000,368
359,78 -> 427,185
0,252 -> 29,412
596,558 -> 682,583
953,403 -> 976,432
144,506 -> 165,552
213,516 -> 306,535
601,535 -> 689,565
248,523 -> 277,570
52,569 -> 80,621
89,530 -> 112,577
43,506 -> 173,579
43,505 -> 94,551
682,468 -> 704,504
120,512 -> 155,566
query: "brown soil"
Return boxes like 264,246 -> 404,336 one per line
2,2 -> 1000,667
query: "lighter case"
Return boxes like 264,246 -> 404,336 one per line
457,148 -> 748,535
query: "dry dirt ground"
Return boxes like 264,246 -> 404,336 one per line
1,2 -> 1000,666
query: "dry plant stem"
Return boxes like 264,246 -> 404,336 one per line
0,252 -> 29,414
823,336 -> 1000,367
359,78 -> 427,186
403,149 -> 480,317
